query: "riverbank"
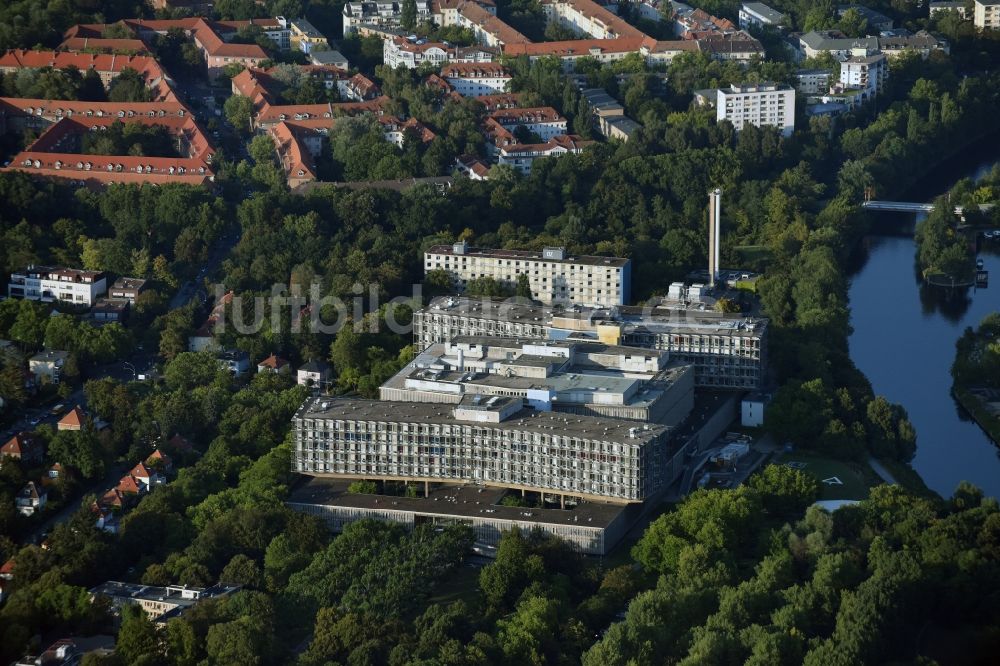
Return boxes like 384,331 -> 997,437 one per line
953,387 -> 1000,445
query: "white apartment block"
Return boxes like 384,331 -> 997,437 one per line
424,242 -> 631,307
8,265 -> 107,306
975,1 -> 1000,28
795,69 -> 832,94
738,2 -> 786,30
840,51 -> 888,101
341,0 -> 432,36
441,63 -> 511,96
716,83 -> 795,138
930,2 -> 969,18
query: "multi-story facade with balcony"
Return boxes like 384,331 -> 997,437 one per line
425,242 -> 630,307
7,266 -> 107,306
716,82 -> 795,137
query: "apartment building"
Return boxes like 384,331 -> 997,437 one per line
288,17 -> 330,53
716,83 -> 795,137
837,4 -> 894,31
487,106 -> 567,140
453,2 -> 532,47
383,36 -> 499,69
797,31 -> 879,59
293,395 -> 676,503
8,266 -> 107,306
930,2 -> 969,18
840,50 -> 888,101
342,0 -> 433,36
441,62 -> 511,96
795,69 -> 832,94
878,30 -> 950,59
494,133 -> 593,174
541,0 -> 646,40
425,242 -> 630,307
412,296 -> 769,389
0,50 -> 176,101
738,2 -> 786,30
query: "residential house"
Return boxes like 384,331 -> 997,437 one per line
297,359 -> 332,387
109,277 -> 148,302
58,405 -> 89,431
217,350 -> 251,376
455,154 -> 492,180
92,298 -> 129,322
16,481 -> 47,516
1,432 -> 45,466
28,350 -> 70,384
258,354 -> 291,374
89,581 -> 241,625
189,291 -> 233,352
146,449 -> 174,474
128,462 -> 165,492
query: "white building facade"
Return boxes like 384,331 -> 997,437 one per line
7,266 -> 107,306
424,242 -> 631,307
716,83 -> 795,137
975,1 -> 1000,28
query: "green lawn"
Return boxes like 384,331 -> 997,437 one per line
773,451 -> 874,501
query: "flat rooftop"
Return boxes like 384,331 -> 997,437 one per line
425,244 -> 629,268
420,296 -> 768,336
296,396 -> 669,444
288,476 -> 632,529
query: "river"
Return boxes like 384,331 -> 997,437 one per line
848,153 -> 1000,499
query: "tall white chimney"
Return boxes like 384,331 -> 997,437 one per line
708,188 -> 721,288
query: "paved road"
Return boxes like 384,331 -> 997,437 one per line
868,457 -> 899,485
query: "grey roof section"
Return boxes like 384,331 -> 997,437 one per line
291,16 -> 325,38
299,359 -> 331,373
295,396 -> 669,444
837,4 -> 893,26
799,30 -> 879,51
288,476 -> 633,528
605,117 -> 642,136
309,49 -> 349,67
421,296 -> 769,337
742,2 -> 786,24
426,244 -> 630,268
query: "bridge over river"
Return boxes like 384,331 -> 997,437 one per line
862,200 -> 995,215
